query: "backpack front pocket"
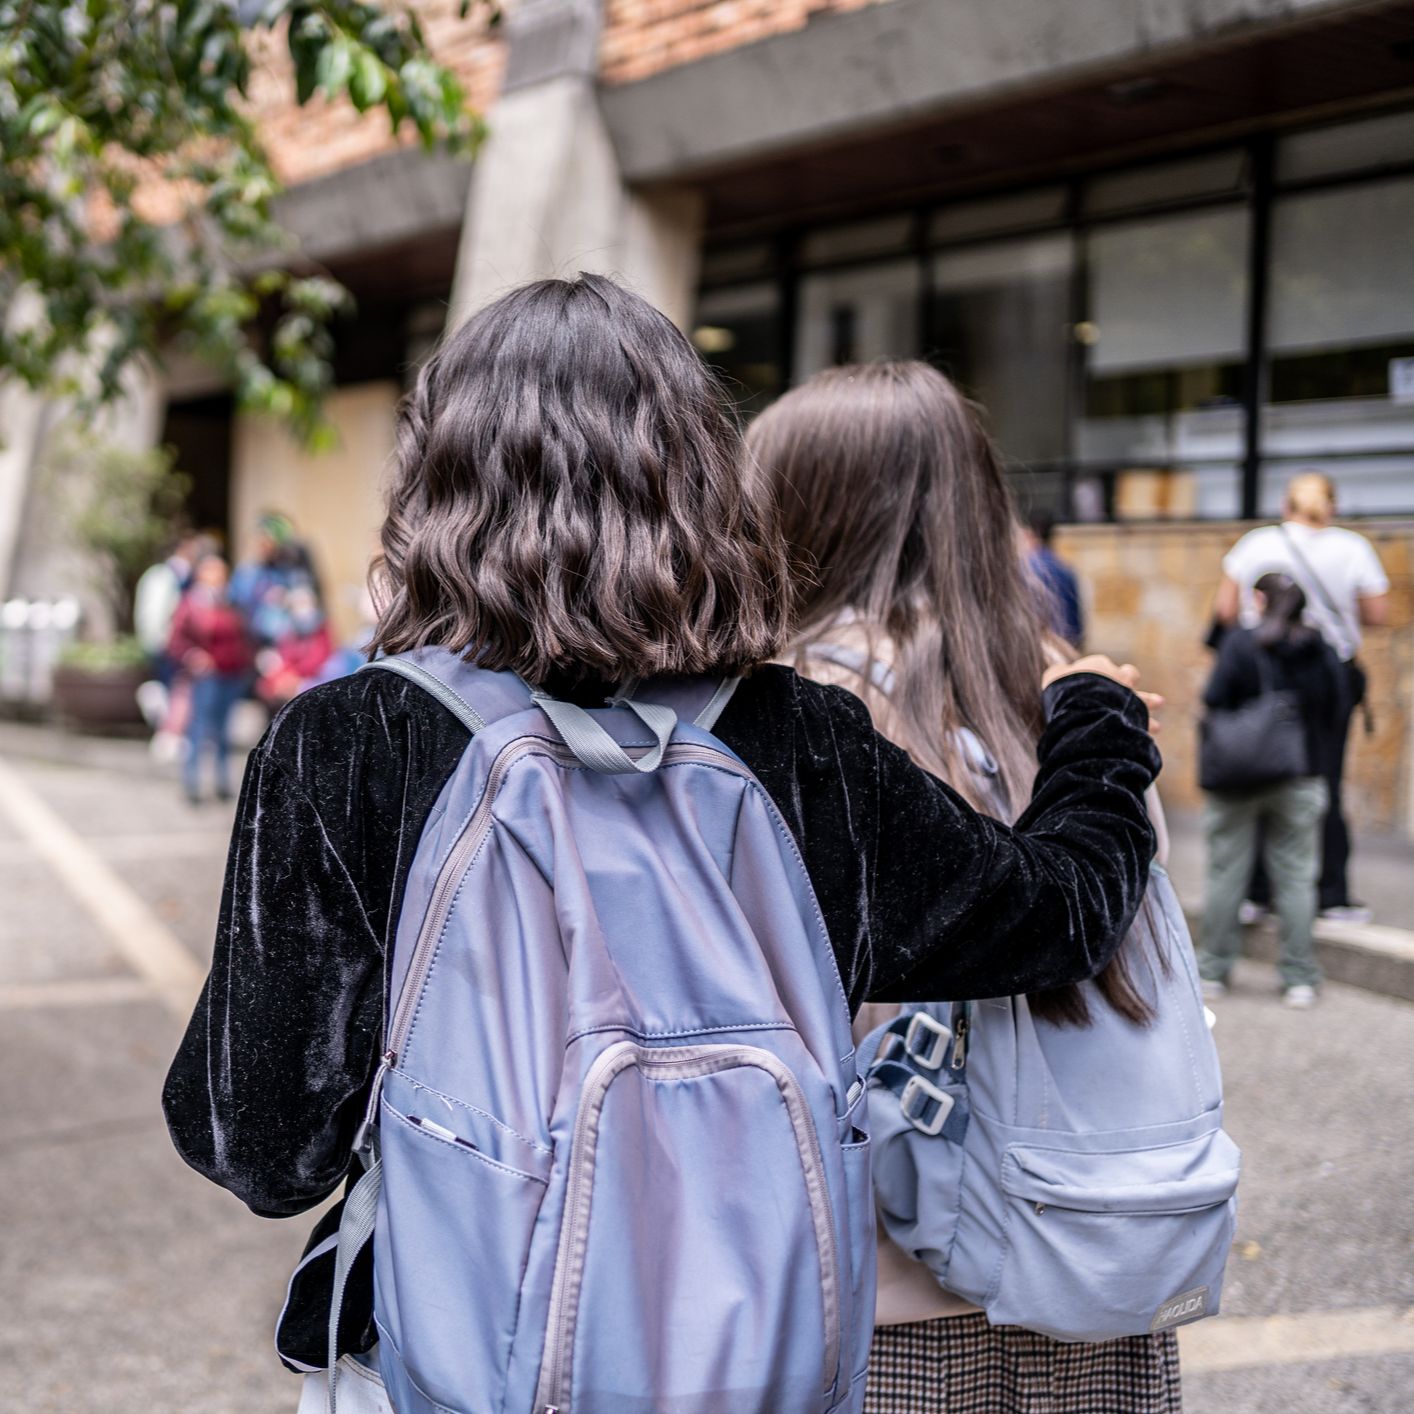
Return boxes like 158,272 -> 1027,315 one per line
375,1097 -> 550,1411
534,1042 -> 842,1414
986,1125 -> 1240,1342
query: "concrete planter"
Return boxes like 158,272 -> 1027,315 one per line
51,663 -> 147,730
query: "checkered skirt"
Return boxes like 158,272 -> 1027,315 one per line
862,1314 -> 1182,1414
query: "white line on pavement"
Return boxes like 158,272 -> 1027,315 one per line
0,756 -> 204,1017
1180,1304 -> 1414,1373
0,976 -> 156,1010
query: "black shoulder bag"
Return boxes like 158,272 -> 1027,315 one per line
1199,647 -> 1308,792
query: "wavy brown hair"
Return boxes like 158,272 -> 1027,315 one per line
371,275 -> 791,682
747,361 -> 1153,1027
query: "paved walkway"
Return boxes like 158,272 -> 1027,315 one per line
0,728 -> 1410,1411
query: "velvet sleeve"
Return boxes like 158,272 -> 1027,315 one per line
861,672 -> 1161,1003
161,744 -> 385,1218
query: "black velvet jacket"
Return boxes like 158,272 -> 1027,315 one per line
161,665 -> 1159,1364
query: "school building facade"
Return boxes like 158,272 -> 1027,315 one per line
2,0 -> 1412,831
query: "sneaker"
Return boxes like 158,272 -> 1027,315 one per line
1320,903 -> 1373,925
1201,978 -> 1229,999
1283,985 -> 1318,1009
1238,900 -> 1268,926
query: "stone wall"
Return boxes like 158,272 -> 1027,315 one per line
1058,520 -> 1414,837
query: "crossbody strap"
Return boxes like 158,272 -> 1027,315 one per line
1278,525 -> 1357,660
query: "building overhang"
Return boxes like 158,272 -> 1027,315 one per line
600,0 -> 1414,236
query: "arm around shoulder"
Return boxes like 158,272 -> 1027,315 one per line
862,671 -> 1160,1004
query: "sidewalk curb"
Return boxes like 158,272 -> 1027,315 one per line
1180,903 -> 1414,1004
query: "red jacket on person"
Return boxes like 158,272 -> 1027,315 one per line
167,592 -> 253,677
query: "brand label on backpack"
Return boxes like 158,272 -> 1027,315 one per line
1150,1285 -> 1209,1332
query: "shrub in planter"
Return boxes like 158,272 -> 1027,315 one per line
51,637 -> 151,728
41,428 -> 190,729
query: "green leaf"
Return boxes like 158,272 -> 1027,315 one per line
316,37 -> 354,98
348,50 -> 387,112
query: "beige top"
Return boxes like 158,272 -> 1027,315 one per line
789,628 -> 979,1325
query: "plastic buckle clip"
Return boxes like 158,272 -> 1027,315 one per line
900,1074 -> 955,1136
876,1029 -> 906,1065
904,1011 -> 951,1070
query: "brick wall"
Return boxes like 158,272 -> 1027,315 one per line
1058,521 -> 1414,837
248,2 -> 505,190
599,0 -> 893,85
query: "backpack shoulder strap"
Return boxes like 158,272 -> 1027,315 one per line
359,647 -> 535,734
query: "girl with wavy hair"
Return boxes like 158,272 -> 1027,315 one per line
747,360 -> 1181,1414
163,278 -> 1162,1409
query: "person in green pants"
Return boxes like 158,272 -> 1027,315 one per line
1200,573 -> 1341,1008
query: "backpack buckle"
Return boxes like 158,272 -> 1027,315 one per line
904,1011 -> 951,1070
900,1074 -> 955,1136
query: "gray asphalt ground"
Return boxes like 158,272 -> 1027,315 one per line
2,730 -> 1411,1412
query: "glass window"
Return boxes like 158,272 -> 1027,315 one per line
1077,205 -> 1249,515
1083,150 -> 1248,218
1277,111 -> 1414,185
929,187 -> 1068,245
700,243 -> 776,286
693,283 -> 783,418
929,233 -> 1073,465
1262,176 -> 1414,513
794,260 -> 921,380
800,216 -> 914,266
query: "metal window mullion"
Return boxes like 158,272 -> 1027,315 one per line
1241,135 -> 1275,521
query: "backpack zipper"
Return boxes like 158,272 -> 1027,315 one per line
533,1042 -> 843,1413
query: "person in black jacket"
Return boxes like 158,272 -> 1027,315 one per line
161,275 -> 1162,1396
1199,572 -> 1341,1008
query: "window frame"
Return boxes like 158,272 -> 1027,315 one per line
695,104 -> 1414,520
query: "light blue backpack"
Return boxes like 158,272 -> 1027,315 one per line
803,638 -> 1240,1344
323,649 -> 876,1413
858,866 -> 1240,1343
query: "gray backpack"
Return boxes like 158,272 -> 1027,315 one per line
323,649 -> 876,1413
859,868 -> 1240,1343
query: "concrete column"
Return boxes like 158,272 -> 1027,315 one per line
0,354 -> 165,609
448,0 -> 702,332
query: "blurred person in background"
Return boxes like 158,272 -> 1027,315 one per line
135,531 -> 215,763
135,530 -> 205,684
167,553 -> 253,805
231,511 -> 324,647
1022,511 -> 1085,651
1214,472 -> 1390,922
1199,573 -> 1342,1008
748,361 -> 1179,1414
255,582 -> 335,709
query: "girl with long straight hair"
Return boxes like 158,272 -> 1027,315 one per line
747,360 -> 1181,1414
162,281 -> 1163,1411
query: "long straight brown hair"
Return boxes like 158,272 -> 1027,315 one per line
746,361 -> 1153,1026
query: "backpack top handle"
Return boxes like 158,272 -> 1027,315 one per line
528,688 -> 676,775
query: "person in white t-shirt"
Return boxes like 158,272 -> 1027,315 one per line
1213,473 -> 1390,922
